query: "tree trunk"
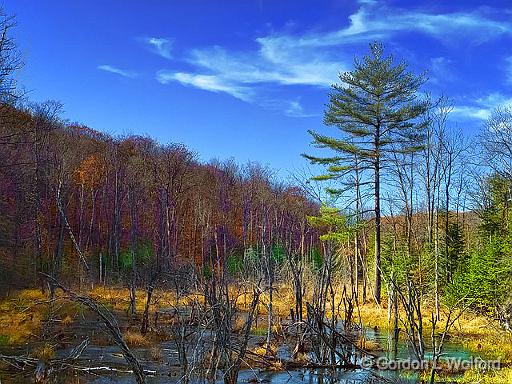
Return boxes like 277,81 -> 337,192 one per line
374,152 -> 382,304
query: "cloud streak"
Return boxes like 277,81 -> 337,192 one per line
142,37 -> 173,59
157,71 -> 253,101
156,2 -> 512,116
453,93 -> 512,121
279,5 -> 512,48
97,65 -> 137,78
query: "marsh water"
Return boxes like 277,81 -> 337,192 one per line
1,322 -> 474,384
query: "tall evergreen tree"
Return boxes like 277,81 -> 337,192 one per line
304,42 -> 428,303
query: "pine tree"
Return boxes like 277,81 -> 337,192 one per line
304,42 -> 428,303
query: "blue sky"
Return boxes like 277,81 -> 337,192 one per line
5,0 -> 512,176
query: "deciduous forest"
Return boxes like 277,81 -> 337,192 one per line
1,5 -> 512,384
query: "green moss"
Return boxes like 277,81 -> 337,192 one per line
0,334 -> 10,346
251,326 -> 268,336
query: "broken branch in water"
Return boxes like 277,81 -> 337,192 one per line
40,273 -> 146,384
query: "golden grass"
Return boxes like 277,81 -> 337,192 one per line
89,286 -> 203,314
232,314 -> 246,332
123,330 -> 150,347
31,343 -> 55,361
0,289 -> 85,346
458,367 -> 512,383
17,289 -> 46,301
61,314 -> 74,326
357,335 -> 381,351
237,282 -> 512,368
4,281 -> 511,384
252,342 -> 277,357
0,289 -> 46,345
353,303 -> 389,330
351,299 -> 512,366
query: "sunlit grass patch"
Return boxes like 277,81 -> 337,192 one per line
357,335 -> 381,351
252,342 -> 277,357
17,289 -> 47,302
354,302 -> 389,330
354,298 -> 512,365
251,325 -> 268,336
61,314 -> 74,326
90,286 -> 193,313
0,288 -> 81,346
123,330 -> 150,347
0,291 -> 45,345
31,343 -> 55,361
459,366 -> 512,383
460,333 -> 512,362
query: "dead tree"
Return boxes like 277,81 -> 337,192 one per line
140,268 -> 160,335
42,274 -> 146,384
428,298 -> 470,384
393,278 -> 425,362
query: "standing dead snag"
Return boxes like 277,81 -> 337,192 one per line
42,274 -> 146,384
391,278 -> 425,362
224,282 -> 262,384
141,268 -> 160,335
428,298 -> 471,384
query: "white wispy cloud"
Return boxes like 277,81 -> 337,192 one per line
252,4 -> 512,52
453,93 -> 512,121
157,71 -> 253,101
283,100 -> 318,118
156,2 -> 512,116
141,37 -> 173,59
188,45 -> 342,87
97,65 -> 137,78
452,106 -> 492,121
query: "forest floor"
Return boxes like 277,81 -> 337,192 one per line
1,286 -> 511,383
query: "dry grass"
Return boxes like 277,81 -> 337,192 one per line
232,314 -> 246,332
31,343 -> 55,361
252,342 -> 277,357
6,282 -> 510,383
0,289 -> 46,345
123,330 -> 151,347
0,289 -> 80,346
357,335 -> 381,351
89,286 -> 202,314
17,289 -> 46,301
458,366 -> 512,383
353,303 -> 389,330
61,314 -> 74,326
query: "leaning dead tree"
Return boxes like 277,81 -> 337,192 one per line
42,273 -> 146,384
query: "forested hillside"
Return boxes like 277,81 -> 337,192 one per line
0,101 -> 319,291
